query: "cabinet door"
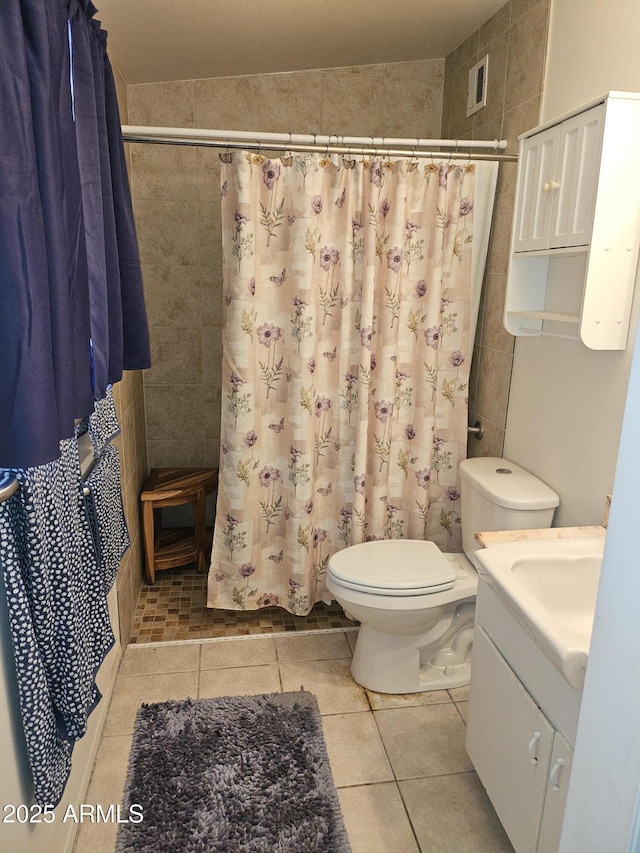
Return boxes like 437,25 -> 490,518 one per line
513,125 -> 559,253
537,732 -> 574,853
466,627 -> 554,853
548,103 -> 604,249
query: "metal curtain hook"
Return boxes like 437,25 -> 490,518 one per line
410,138 -> 421,168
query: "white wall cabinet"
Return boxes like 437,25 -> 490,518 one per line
466,585 -> 577,853
505,92 -> 640,349
513,104 -> 603,253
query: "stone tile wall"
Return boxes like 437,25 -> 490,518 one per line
441,0 -> 550,457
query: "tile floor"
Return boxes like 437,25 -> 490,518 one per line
130,565 -> 358,643
74,630 -> 514,853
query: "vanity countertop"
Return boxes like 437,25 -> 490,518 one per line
475,525 -> 606,548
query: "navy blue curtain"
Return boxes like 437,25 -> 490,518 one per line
0,0 -> 150,470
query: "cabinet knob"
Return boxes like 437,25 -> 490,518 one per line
550,180 -> 560,190
542,182 -> 550,193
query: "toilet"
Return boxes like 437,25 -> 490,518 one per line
326,457 -> 559,694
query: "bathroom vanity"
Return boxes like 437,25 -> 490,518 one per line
466,531 -> 606,853
467,577 -> 577,852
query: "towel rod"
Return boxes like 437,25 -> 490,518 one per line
0,473 -> 19,504
0,475 -> 94,504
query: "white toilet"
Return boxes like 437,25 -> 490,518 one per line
326,457 -> 559,694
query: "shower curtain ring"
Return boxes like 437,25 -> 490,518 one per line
344,143 -> 353,168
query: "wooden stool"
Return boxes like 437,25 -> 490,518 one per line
141,467 -> 218,583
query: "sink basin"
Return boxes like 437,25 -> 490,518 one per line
475,536 -> 605,690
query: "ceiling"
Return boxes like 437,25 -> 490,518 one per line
95,0 -> 506,85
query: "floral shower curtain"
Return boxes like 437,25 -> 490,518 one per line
209,152 -> 475,615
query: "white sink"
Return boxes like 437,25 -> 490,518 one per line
474,536 -> 605,690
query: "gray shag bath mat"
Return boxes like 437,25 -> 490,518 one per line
115,691 -> 351,853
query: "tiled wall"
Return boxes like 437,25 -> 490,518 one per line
126,60 -> 445,470
441,0 -> 551,457
111,66 -> 148,645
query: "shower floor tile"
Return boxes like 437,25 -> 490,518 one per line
129,564 -> 358,643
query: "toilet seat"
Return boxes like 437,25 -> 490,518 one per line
328,540 -> 456,596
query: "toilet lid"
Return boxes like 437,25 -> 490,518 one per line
328,540 -> 456,593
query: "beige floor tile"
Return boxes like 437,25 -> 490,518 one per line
374,704 -> 473,779
118,642 -> 200,676
338,783 -> 420,853
198,664 -> 281,698
84,734 -> 133,805
102,671 -> 198,736
456,700 -> 469,722
73,819 -> 119,853
275,631 -> 352,662
399,773 -> 515,853
322,712 -> 394,787
279,658 -> 369,714
82,630 -> 500,853
448,684 -> 470,702
366,687 -> 452,711
346,630 -> 359,653
200,636 -> 277,669
73,734 -> 134,853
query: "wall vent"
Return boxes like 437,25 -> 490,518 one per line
467,55 -> 489,117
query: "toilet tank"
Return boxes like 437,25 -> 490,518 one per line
459,457 -> 559,561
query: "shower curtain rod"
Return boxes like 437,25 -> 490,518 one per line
121,125 -> 518,162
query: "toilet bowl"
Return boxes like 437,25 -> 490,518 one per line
327,457 -> 559,694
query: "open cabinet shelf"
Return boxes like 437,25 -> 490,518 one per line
507,311 -> 580,324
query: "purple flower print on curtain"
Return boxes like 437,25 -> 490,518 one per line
209,152 -> 476,615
